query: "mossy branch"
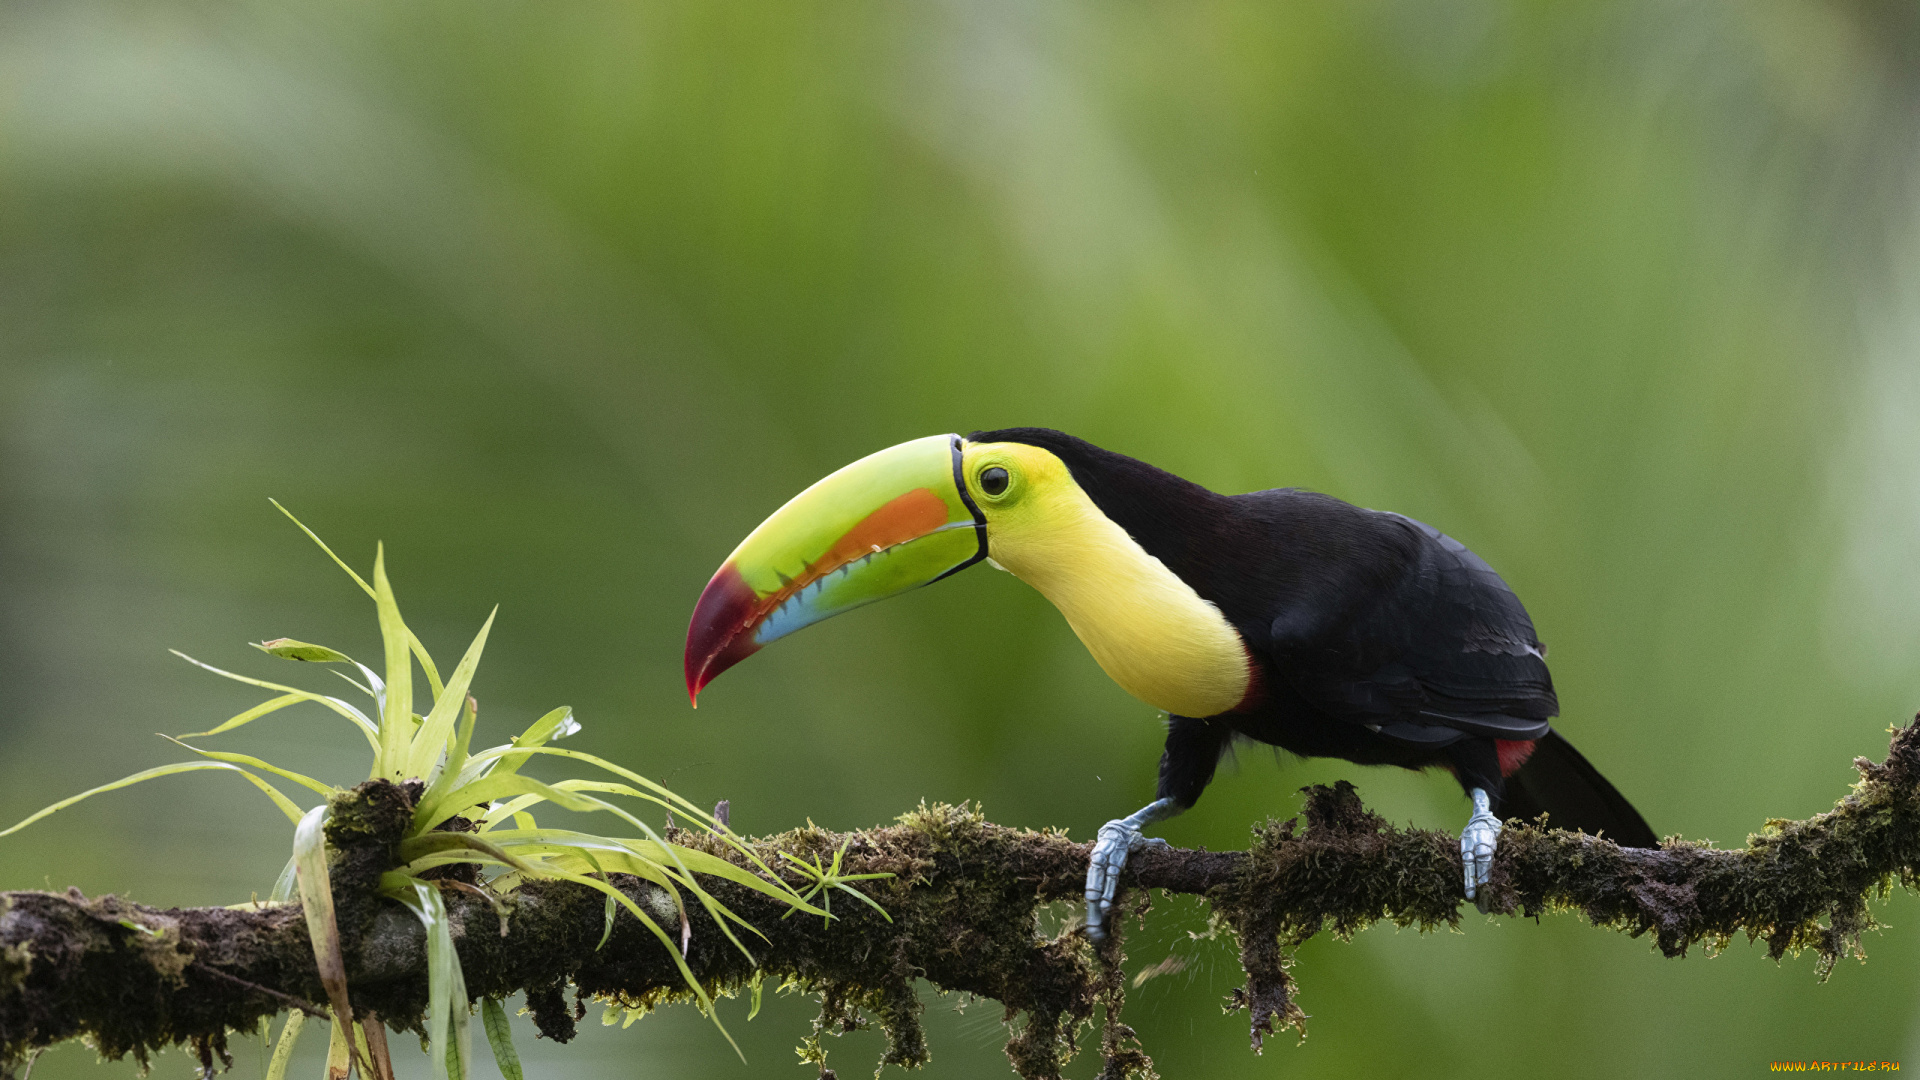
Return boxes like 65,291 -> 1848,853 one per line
7,717 -> 1920,1080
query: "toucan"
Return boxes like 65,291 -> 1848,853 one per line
684,429 -> 1656,937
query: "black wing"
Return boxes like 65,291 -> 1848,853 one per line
1266,510 -> 1556,744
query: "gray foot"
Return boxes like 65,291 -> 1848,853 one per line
1085,798 -> 1178,941
1460,786 -> 1501,911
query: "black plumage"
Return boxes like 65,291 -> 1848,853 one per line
971,427 -> 1656,848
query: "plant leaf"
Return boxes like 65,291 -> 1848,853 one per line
372,545 -> 416,781
396,832 -> 540,876
476,793 -> 547,829
625,837 -> 824,914
294,806 -> 359,1070
0,762 -> 298,837
265,1011 -> 304,1080
483,746 -> 789,886
407,609 -> 496,783
332,662 -> 385,710
478,827 -> 819,917
252,639 -> 355,664
833,880 -> 894,922
454,706 -> 581,789
524,779 -> 804,928
480,998 -> 523,1080
361,1018 -> 398,1080
386,852 -> 521,878
513,706 -> 580,750
158,735 -> 336,798
470,842 -> 674,891
385,878 -> 470,1080
539,866 -> 742,1059
324,1014 -> 351,1080
227,768 -> 309,825
270,499 -> 445,699
482,798 -> 772,960
412,772 -> 604,835
419,695 -> 483,820
169,654 -> 380,752
509,747 -> 711,818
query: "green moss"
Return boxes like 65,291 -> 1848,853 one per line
0,942 -> 28,996
16,723 -> 1920,1076
637,803 -> 1113,1078
324,780 -> 413,851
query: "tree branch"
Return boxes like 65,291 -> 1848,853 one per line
6,716 -> 1920,1079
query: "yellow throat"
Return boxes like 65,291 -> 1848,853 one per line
961,441 -> 1252,718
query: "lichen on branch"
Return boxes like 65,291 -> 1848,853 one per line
7,719 -> 1920,1079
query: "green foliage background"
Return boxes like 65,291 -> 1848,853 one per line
4,2 -> 1920,1076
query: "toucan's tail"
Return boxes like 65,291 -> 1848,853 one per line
1499,731 -> 1657,849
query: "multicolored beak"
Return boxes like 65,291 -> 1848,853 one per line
684,434 -> 987,703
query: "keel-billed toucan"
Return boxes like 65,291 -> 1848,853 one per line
684,429 -> 1656,936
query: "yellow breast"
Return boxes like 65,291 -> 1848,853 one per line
975,448 -> 1251,718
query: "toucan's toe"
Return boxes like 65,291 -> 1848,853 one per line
1085,797 -> 1181,941
1460,787 -> 1501,911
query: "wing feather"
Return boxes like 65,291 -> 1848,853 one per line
1268,510 -> 1555,743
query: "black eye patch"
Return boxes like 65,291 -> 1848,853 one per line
980,467 -> 1010,496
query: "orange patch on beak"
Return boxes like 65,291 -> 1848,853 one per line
683,486 -> 953,702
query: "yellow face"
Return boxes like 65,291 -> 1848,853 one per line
957,440 -> 1079,563
958,440 -> 1252,718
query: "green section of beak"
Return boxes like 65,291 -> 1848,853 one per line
684,434 -> 986,700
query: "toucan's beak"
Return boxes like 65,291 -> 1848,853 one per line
684,434 -> 987,703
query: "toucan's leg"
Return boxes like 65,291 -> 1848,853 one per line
1446,738 -> 1505,910
1086,717 -> 1227,940
1461,786 -> 1501,908
1086,798 -> 1178,940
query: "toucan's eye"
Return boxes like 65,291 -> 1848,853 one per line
980,467 -> 1010,496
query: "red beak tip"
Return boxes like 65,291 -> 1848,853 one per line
685,654 -> 722,707
684,564 -> 758,707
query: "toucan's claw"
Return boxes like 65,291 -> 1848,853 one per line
1085,797 -> 1180,941
1461,787 -> 1500,913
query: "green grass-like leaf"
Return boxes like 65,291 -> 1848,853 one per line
478,746 -> 791,883
780,840 -> 894,926
539,864 -> 744,1059
405,608 -> 495,781
265,1012 -> 305,1080
271,499 -> 445,699
481,998 -> 524,1080
372,546 -> 416,781
0,762 -> 306,836
385,878 -> 471,1080
325,1008 -> 352,1080
513,706 -> 581,751
253,639 -> 356,664
418,694 -> 482,822
396,831 -> 540,876
295,805 -> 363,1074
159,735 -> 336,798
169,654 -> 380,752
0,508 -> 839,1073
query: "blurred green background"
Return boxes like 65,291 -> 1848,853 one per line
5,1 -> 1920,1076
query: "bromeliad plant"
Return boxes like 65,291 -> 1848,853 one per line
1,504 -> 836,1079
